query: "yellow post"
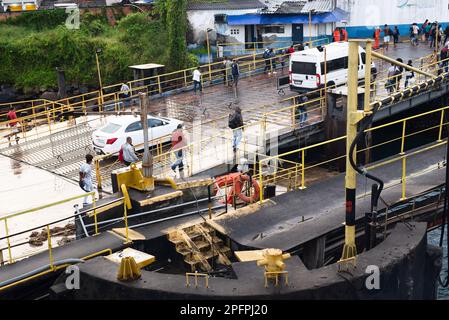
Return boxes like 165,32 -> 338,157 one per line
95,158 -> 102,191
401,157 -> 407,200
93,197 -> 98,235
339,40 -> 363,269
4,220 -> 13,264
300,149 -> 306,190
47,225 -> 54,270
438,109 -> 445,142
400,120 -> 407,154
157,75 -> 162,94
364,41 -> 373,112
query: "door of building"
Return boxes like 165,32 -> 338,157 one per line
245,25 -> 256,49
292,24 -> 304,44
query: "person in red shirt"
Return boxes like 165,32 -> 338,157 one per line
6,106 -> 20,144
171,124 -> 186,177
333,28 -> 341,42
287,45 -> 295,54
341,28 -> 348,41
373,27 -> 381,49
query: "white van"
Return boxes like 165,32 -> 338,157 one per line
289,42 -> 376,93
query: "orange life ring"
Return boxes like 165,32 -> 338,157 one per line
232,174 -> 260,204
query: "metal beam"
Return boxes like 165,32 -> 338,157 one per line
372,51 -> 436,79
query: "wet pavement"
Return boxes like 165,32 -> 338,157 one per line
0,154 -> 85,262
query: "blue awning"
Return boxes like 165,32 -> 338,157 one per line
227,8 -> 348,25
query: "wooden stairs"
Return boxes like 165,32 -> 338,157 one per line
168,223 -> 232,272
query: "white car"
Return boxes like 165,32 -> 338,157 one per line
92,115 -> 183,155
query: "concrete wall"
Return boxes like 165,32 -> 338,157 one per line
337,0 -> 449,38
64,223 -> 442,300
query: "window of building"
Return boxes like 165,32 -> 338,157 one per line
230,28 -> 240,35
214,14 -> 227,24
263,25 -> 285,34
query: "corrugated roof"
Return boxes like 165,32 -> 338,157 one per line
187,0 -> 266,11
300,0 -> 334,13
274,1 -> 306,14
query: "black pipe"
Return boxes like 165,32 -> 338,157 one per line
439,138 -> 449,287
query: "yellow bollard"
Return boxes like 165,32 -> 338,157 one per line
117,256 -> 141,281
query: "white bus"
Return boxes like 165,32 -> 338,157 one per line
289,42 -> 376,93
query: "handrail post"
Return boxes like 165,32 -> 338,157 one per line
401,157 -> 407,201
438,109 -> 445,142
93,197 -> 98,235
4,220 -> 13,264
123,202 -> 130,243
47,225 -> 54,271
95,158 -> 103,191
158,75 -> 162,94
400,120 -> 407,155
300,149 -> 306,190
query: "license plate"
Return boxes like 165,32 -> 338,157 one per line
294,80 -> 303,85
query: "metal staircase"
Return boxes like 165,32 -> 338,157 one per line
168,223 -> 231,272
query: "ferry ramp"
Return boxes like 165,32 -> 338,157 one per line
0,42 -> 443,192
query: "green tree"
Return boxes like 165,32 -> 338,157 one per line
166,0 -> 188,71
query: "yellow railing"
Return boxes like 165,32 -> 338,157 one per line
217,37 -> 331,57
0,37 -> 332,129
0,192 -> 96,265
257,103 -> 449,203
94,90 -> 328,189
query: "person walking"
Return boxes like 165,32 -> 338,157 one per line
119,82 -> 131,108
422,19 -> 430,42
383,24 -> 391,51
333,28 -> 341,42
6,106 -> 19,145
79,154 -> 95,205
228,107 -> 243,153
287,45 -> 295,55
411,23 -> 420,46
231,59 -> 240,87
404,60 -> 415,88
297,42 -> 305,51
170,124 -> 186,177
444,26 -> 449,46
386,63 -> 398,93
393,26 -> 400,48
192,67 -> 202,95
263,48 -> 271,74
269,48 -> 277,74
121,137 -> 139,166
222,57 -> 229,85
341,28 -> 348,41
440,45 -> 449,74
295,94 -> 309,127
373,27 -> 381,50
395,58 -> 404,91
429,23 -> 437,48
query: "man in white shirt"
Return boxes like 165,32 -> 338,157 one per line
120,82 -> 131,107
79,154 -> 95,205
192,68 -> 202,95
121,137 -> 139,166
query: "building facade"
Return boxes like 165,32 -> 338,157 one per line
187,0 -> 347,55
336,0 -> 449,38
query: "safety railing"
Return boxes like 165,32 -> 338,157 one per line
94,91 -> 328,190
216,37 -> 331,57
256,103 -> 449,203
1,37 -> 332,129
0,192 -> 97,266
